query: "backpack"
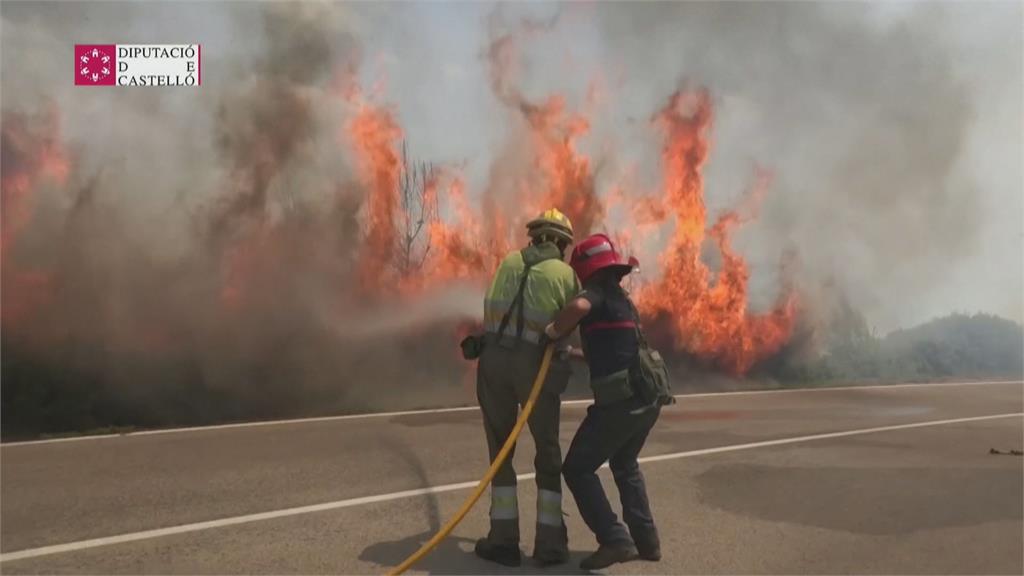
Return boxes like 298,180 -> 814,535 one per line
625,299 -> 676,407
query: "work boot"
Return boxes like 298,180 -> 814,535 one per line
636,542 -> 661,562
632,528 -> 661,561
533,523 -> 569,566
533,546 -> 569,567
579,542 -> 638,571
474,538 -> 522,567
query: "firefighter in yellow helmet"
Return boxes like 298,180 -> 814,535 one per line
473,208 -> 579,567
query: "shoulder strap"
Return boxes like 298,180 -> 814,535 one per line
496,252 -> 535,340
624,295 -> 649,348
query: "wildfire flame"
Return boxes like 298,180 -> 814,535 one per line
347,90 -> 404,294
3,64 -> 797,377
341,75 -> 796,373
1,108 -> 69,329
630,89 -> 797,373
416,176 -> 508,291
1,107 -> 69,258
488,30 -> 604,239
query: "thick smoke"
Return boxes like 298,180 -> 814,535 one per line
1,2 -> 1020,435
0,3 -> 477,436
594,2 -> 1021,338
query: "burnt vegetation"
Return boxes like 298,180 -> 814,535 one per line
396,140 -> 440,277
4,311 -> 1020,439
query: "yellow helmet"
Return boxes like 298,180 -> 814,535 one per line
526,208 -> 574,244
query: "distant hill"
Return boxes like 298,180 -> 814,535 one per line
767,312 -> 1023,383
882,313 -> 1024,379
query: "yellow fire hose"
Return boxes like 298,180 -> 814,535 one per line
387,343 -> 555,576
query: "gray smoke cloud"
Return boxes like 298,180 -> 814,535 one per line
1,2 -> 479,436
589,1 -> 1022,335
351,1 -> 1020,335
1,2 -> 1020,435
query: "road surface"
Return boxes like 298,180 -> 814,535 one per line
2,380 -> 1022,574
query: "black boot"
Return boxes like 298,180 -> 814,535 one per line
534,547 -> 569,567
533,523 -> 569,566
474,538 -> 522,567
632,528 -> 661,561
637,542 -> 661,561
579,542 -> 638,571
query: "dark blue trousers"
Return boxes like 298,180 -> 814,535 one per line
562,398 -> 660,548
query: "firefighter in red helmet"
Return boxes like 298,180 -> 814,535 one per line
544,233 -> 669,571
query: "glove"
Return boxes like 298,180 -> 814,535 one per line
544,322 -> 560,340
460,334 -> 484,360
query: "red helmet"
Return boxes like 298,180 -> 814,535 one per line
570,233 -> 639,284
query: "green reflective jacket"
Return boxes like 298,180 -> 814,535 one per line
483,242 -> 580,344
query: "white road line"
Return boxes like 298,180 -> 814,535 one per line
3,379 -> 1020,448
1,411 -> 1019,563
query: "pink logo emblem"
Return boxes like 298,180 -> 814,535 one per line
75,45 -> 116,86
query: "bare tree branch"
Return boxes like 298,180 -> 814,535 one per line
394,141 -> 443,277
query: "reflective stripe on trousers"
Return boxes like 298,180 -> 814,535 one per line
490,485 -> 518,520
537,488 -> 563,527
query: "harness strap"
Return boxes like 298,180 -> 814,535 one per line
624,296 -> 650,348
496,250 -> 537,342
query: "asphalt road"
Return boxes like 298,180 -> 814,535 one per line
1,380 -> 1021,574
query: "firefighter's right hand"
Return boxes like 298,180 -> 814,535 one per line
544,322 -> 560,340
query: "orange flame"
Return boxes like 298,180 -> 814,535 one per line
635,89 -> 797,373
521,96 -> 602,236
409,176 -> 507,292
488,30 -> 603,237
1,108 -> 68,329
346,91 -> 404,294
2,81 -> 797,377
338,78 -> 796,373
1,108 -> 69,258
